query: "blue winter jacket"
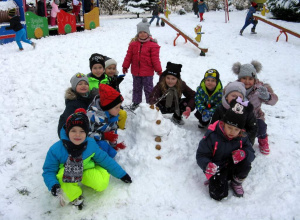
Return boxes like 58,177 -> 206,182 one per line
42,128 -> 126,191
246,6 -> 256,22
198,2 -> 208,13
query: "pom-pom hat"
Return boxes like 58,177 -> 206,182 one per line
70,73 -> 89,91
99,84 -> 124,111
89,53 -> 105,71
162,62 -> 182,79
65,108 -> 90,137
232,60 -> 262,80
137,18 -> 151,36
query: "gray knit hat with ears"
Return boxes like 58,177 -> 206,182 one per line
232,60 -> 262,79
137,18 -> 151,35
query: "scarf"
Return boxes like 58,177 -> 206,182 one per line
165,87 -> 180,116
138,37 -> 150,43
62,140 -> 87,183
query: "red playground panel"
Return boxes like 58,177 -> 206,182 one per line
57,10 -> 76,35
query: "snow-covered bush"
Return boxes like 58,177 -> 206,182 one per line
267,0 -> 300,21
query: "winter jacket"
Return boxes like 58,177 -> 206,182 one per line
37,1 -> 45,17
87,95 -> 119,146
245,80 -> 278,121
122,39 -> 162,77
196,121 -> 255,172
5,16 -> 23,32
149,80 -> 196,111
195,80 -> 223,114
211,102 -> 257,145
245,6 -> 256,22
193,0 -> 199,14
42,127 -> 126,191
100,74 -> 124,93
198,2 -> 208,13
51,1 -> 60,17
87,73 -> 105,90
152,4 -> 160,16
57,88 -> 95,137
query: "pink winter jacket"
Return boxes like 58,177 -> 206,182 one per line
246,80 -> 278,121
51,1 -> 60,17
122,39 -> 162,77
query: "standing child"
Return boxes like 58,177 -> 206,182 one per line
43,109 -> 132,210
50,0 -> 60,26
149,62 -> 196,125
198,0 -> 209,22
87,84 -> 127,158
211,81 -> 257,145
5,9 -> 36,51
57,73 -> 97,137
87,53 -> 106,90
149,2 -> 162,26
194,69 -> 223,128
196,99 -> 255,201
122,18 -> 162,111
240,2 -> 258,35
193,0 -> 199,18
232,60 -> 278,155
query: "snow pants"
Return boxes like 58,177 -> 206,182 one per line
15,28 -> 32,49
257,118 -> 267,139
149,15 -> 160,25
57,165 -> 110,202
194,110 -> 210,127
132,75 -> 153,104
157,98 -> 188,120
97,140 -> 117,158
241,19 -> 257,31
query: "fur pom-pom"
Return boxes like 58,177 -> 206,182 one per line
75,108 -> 87,114
232,62 -> 241,75
251,60 -> 262,73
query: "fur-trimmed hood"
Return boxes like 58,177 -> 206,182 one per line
65,88 -> 78,100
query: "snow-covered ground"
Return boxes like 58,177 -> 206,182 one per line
0,10 -> 300,220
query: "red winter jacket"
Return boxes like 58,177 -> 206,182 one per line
122,39 -> 162,77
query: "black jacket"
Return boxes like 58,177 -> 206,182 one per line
5,16 -> 23,32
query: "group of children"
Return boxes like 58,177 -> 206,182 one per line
42,17 -> 278,208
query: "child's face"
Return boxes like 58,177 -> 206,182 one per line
138,31 -> 149,40
69,126 -> 86,145
108,103 -> 122,116
165,75 -> 178,88
105,65 -> 117,77
240,76 -> 255,89
92,64 -> 105,78
76,81 -> 89,95
226,91 -> 243,104
224,123 -> 241,139
205,78 -> 217,91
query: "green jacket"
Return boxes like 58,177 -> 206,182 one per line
87,73 -> 106,90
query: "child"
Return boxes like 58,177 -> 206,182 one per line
57,73 -> 97,137
50,0 -> 60,26
122,18 -> 162,111
198,0 -> 209,22
232,60 -> 278,155
87,84 -> 127,158
149,62 -> 196,125
72,0 -> 81,23
193,0 -> 199,18
211,81 -> 257,145
149,2 -> 162,26
196,99 -> 255,201
87,53 -> 106,90
43,109 -> 132,210
5,9 -> 36,51
101,58 -> 127,130
194,69 -> 223,128
240,2 -> 258,35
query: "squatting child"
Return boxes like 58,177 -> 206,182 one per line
87,53 -> 107,90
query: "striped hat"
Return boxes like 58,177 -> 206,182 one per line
8,8 -> 16,16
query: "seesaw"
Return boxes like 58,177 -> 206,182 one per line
253,15 -> 300,42
161,17 -> 208,56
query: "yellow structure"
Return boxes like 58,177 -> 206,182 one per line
84,7 -> 100,30
261,5 -> 269,16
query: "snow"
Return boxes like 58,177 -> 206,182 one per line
0,10 -> 300,220
0,0 -> 17,11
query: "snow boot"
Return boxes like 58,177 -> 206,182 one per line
240,29 -> 243,36
251,28 -> 257,34
171,115 -> 184,125
31,42 -> 36,49
198,122 -> 205,129
129,103 -> 140,111
230,176 -> 244,197
156,22 -> 160,27
258,136 -> 270,155
71,195 -> 84,210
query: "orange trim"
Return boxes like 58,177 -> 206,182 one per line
0,34 -> 16,40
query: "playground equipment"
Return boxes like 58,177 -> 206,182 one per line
194,25 -> 204,43
253,15 -> 300,42
0,0 -> 100,44
224,0 -> 229,23
261,4 -> 269,16
161,17 -> 208,56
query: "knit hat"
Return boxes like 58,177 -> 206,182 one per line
70,73 -> 89,91
222,97 -> 250,129
89,53 -> 105,71
8,8 -> 16,16
251,2 -> 258,7
232,60 -> 262,80
105,58 -> 117,69
65,108 -> 90,137
99,84 -> 124,111
162,62 -> 182,79
203,69 -> 220,82
137,18 -> 151,36
223,81 -> 246,99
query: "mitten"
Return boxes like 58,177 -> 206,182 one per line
51,184 -> 61,197
205,162 -> 218,180
182,107 -> 191,119
121,173 -> 132,183
103,131 -> 118,142
115,142 -> 126,150
232,149 -> 246,164
257,86 -> 270,100
122,68 -> 128,74
202,109 -> 211,122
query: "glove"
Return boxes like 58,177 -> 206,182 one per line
122,68 -> 128,74
232,149 -> 246,164
202,109 -> 212,122
257,86 -> 270,101
103,131 -> 118,142
182,107 -> 191,119
115,142 -> 126,150
205,162 -> 218,180
121,174 -> 132,183
51,184 -> 61,197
